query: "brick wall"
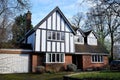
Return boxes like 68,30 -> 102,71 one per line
32,55 -> 37,72
32,54 -> 44,72
45,54 -> 73,72
64,54 -> 72,69
82,55 -> 108,70
45,63 -> 64,72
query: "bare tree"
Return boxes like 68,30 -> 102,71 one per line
71,12 -> 84,28
0,0 -> 30,43
85,6 -> 109,45
0,0 -> 30,16
85,0 -> 120,60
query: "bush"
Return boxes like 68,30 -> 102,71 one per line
67,64 -> 77,71
36,66 -> 45,74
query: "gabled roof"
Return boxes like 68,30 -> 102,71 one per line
77,28 -> 86,37
25,6 -> 76,37
84,30 -> 98,39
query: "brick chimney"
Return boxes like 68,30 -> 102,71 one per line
26,10 -> 32,32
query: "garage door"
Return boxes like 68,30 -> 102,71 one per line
0,54 -> 29,73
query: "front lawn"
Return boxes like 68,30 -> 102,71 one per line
0,72 -> 73,80
71,71 -> 120,80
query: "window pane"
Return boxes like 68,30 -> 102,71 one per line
48,31 -> 51,39
92,55 -> 94,62
57,32 -> 60,40
95,55 -> 97,62
61,32 -> 65,40
77,38 -> 80,42
101,56 -> 103,62
49,54 -> 51,62
98,55 -> 100,62
56,54 -> 59,62
52,32 -> 56,40
52,54 -> 55,62
61,54 -> 64,62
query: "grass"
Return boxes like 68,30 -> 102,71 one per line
0,72 -> 73,80
71,71 -> 120,80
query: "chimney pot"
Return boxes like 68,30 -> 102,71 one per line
26,10 -> 32,32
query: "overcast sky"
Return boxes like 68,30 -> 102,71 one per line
30,0 -> 95,26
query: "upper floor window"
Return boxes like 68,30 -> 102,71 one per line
47,31 -> 65,41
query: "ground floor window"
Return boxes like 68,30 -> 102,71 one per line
92,55 -> 103,63
46,53 -> 65,63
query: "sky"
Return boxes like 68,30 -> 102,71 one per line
30,0 -> 95,26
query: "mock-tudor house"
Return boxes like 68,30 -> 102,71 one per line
20,6 -> 76,72
0,7 -> 109,73
24,7 -> 108,72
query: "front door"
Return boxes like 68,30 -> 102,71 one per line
72,55 -> 82,69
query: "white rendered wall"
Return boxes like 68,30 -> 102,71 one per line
39,21 -> 46,29
35,29 -> 40,51
65,33 -> 69,52
41,30 -> 46,51
47,16 -> 51,29
70,33 -> 74,53
88,32 -> 97,45
52,12 -> 56,30
57,13 -> 60,30
52,42 -> 56,52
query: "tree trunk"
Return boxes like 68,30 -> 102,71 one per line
111,33 -> 114,61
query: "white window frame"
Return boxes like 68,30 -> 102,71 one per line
47,31 -> 65,41
46,53 -> 65,63
91,55 -> 103,63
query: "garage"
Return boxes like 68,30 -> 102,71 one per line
0,54 -> 29,73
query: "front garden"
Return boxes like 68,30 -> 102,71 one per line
0,72 -> 73,80
69,71 -> 120,80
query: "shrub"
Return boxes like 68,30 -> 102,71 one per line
46,64 -> 64,73
36,66 -> 45,74
67,64 -> 77,71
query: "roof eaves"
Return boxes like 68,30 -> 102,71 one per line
75,52 -> 109,55
78,28 -> 86,37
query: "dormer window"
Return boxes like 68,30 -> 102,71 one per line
75,35 -> 84,44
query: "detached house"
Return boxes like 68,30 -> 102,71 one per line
0,7 -> 109,73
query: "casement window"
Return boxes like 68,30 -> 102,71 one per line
47,31 -> 65,41
92,55 -> 103,63
46,53 -> 65,63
